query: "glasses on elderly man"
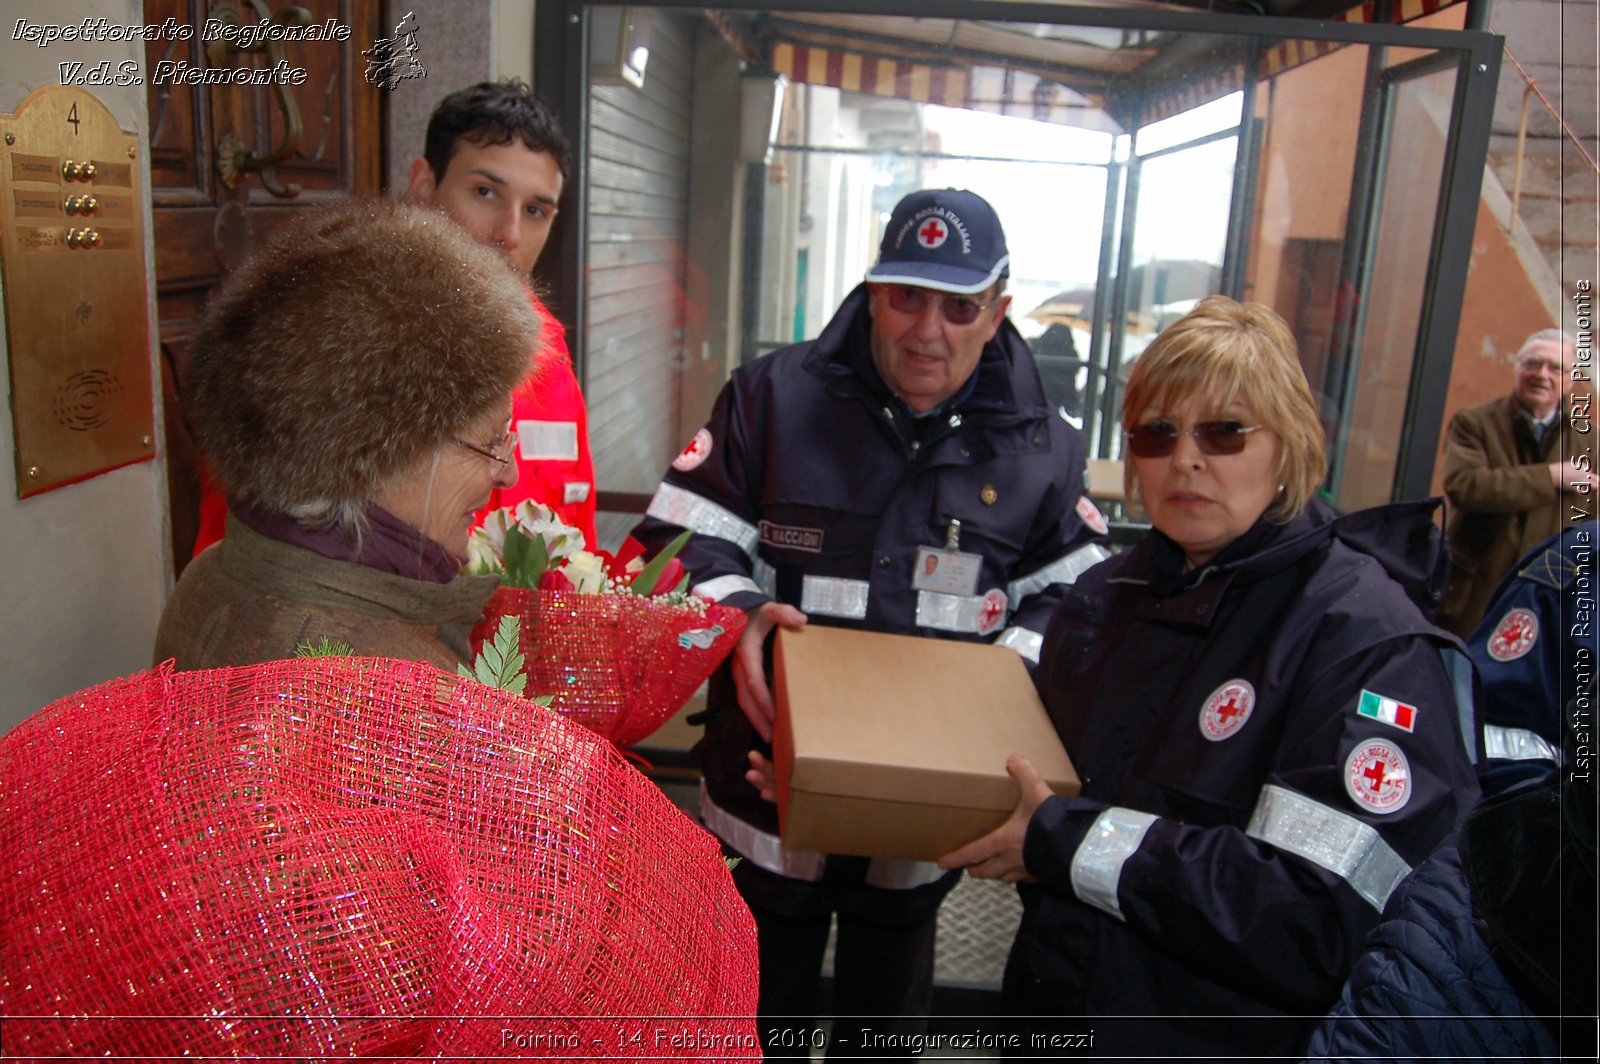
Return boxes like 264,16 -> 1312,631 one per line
882,285 -> 994,326
454,427 -> 517,467
1125,419 -> 1264,458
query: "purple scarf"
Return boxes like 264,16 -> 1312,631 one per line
232,499 -> 463,584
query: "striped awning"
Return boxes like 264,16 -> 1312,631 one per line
769,41 -> 1117,131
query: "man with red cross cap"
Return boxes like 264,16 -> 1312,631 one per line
632,188 -> 1109,1056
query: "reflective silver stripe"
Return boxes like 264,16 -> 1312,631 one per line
1246,784 -> 1411,912
698,785 -> 944,888
915,589 -> 1005,633
1007,543 -> 1112,607
993,625 -> 1043,663
864,858 -> 948,890
801,575 -> 869,619
692,574 -> 762,602
645,483 -> 759,556
1070,806 -> 1157,920
699,783 -> 825,881
753,558 -> 776,597
1483,724 -> 1560,764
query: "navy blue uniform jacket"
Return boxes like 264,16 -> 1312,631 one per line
1017,500 -> 1480,1058
632,285 -> 1107,895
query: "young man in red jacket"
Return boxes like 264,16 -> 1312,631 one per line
405,80 -> 598,546
189,81 -> 597,557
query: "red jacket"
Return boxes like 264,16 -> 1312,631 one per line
477,292 -> 597,546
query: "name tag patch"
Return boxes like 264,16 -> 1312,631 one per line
760,520 -> 824,553
516,419 -> 580,461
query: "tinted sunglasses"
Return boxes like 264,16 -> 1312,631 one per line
1125,419 -> 1263,458
883,285 -> 992,326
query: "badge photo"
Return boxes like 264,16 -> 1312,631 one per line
1486,607 -> 1539,662
1198,679 -> 1255,741
1344,739 -> 1412,815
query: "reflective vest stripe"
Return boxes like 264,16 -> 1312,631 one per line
1246,783 -> 1411,912
1007,542 -> 1111,608
1070,806 -> 1158,920
699,785 -> 945,889
1483,723 -> 1559,764
646,483 -> 759,556
916,589 -> 1003,633
993,625 -> 1044,663
693,574 -> 763,603
801,575 -> 870,619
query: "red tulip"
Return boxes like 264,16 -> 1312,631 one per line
645,557 -> 685,597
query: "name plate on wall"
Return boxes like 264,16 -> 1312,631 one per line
1,84 -> 153,498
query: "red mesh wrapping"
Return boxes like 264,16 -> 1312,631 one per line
0,658 -> 759,1060
472,589 -> 745,747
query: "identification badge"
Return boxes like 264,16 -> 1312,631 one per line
563,480 -> 591,505
515,419 -> 580,461
912,547 -> 981,596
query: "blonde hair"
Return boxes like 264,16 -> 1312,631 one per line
1121,296 -> 1327,523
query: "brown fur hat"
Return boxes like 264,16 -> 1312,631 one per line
186,199 -> 540,517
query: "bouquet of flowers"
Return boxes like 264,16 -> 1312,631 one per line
466,502 -> 745,746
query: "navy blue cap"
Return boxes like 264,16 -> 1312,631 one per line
864,188 -> 1010,295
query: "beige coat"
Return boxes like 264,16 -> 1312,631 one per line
1438,394 -> 1588,636
154,518 -> 499,671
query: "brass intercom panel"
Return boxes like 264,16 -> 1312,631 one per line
1,84 -> 153,498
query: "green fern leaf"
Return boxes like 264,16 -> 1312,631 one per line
463,615 -> 528,696
295,635 -> 354,658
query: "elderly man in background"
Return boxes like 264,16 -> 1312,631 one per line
1438,328 -> 1593,636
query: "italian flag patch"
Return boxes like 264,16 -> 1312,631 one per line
1357,689 -> 1416,733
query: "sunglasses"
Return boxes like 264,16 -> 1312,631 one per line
1125,419 -> 1263,458
883,285 -> 993,326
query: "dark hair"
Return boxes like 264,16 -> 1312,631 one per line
423,79 -> 571,184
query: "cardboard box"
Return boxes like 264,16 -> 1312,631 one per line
772,625 -> 1080,862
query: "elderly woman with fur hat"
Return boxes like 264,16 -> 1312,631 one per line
153,200 -> 541,670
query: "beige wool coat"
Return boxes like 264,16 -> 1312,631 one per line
154,518 -> 499,671
1438,394 -> 1589,636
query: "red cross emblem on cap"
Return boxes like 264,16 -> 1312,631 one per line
917,218 -> 949,249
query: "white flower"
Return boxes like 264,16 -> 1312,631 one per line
511,500 -> 583,563
562,550 -> 609,594
467,502 -> 586,575
465,534 -> 503,576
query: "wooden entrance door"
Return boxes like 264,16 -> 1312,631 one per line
144,0 -> 382,571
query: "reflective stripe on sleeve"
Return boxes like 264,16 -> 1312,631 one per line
698,784 -> 945,889
1007,543 -> 1112,608
693,574 -> 763,603
645,483 -> 759,556
993,626 -> 1043,663
700,784 -> 825,881
801,575 -> 870,619
1070,806 -> 1158,920
1245,783 -> 1412,912
1483,724 -> 1560,764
